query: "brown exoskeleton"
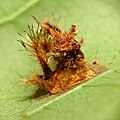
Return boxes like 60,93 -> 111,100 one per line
18,16 -> 96,94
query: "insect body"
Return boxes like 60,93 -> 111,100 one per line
19,16 -> 96,94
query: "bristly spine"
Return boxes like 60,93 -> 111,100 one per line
18,16 -> 96,94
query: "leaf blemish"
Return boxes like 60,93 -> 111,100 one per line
18,16 -> 99,97
87,59 -> 107,74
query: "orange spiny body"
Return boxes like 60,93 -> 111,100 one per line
18,17 -> 96,94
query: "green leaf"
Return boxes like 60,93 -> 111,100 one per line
0,0 -> 120,120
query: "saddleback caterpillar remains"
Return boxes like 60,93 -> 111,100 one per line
18,16 -> 96,94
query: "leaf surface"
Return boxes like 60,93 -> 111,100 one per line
0,0 -> 120,120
